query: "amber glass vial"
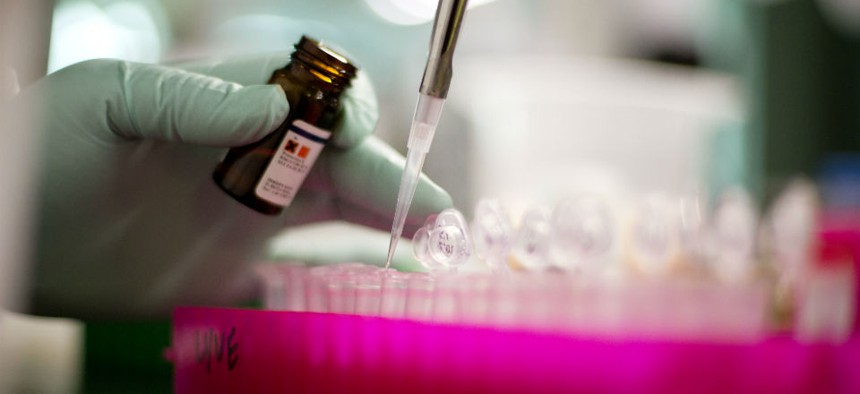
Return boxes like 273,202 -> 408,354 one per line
213,36 -> 357,215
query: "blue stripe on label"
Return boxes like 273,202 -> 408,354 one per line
289,123 -> 330,144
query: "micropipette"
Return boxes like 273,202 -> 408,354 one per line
385,0 -> 469,270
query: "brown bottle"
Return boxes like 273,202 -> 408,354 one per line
213,36 -> 358,215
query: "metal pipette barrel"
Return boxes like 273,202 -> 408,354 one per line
385,0 -> 469,270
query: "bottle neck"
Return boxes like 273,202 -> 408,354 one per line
284,62 -> 343,95
290,52 -> 353,92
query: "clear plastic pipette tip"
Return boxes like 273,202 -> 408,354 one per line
384,148 -> 424,270
384,94 -> 445,270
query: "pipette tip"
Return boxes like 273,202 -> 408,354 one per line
383,94 -> 444,271
384,237 -> 398,270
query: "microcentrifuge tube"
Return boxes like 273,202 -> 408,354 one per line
678,194 -> 709,266
712,187 -> 758,282
766,178 -> 818,279
380,271 -> 409,318
511,207 -> 552,271
549,195 -> 614,272
629,194 -> 678,276
412,208 -> 472,271
413,216 -> 445,271
471,199 -> 513,272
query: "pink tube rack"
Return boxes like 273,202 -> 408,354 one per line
170,214 -> 859,393
171,307 -> 860,394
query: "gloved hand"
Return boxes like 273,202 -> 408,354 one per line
19,53 -> 452,318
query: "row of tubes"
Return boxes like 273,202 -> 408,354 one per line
256,179 -> 852,342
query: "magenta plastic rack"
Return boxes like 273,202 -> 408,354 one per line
171,307 -> 860,394
171,214 -> 859,393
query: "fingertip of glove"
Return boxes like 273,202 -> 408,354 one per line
220,84 -> 290,144
414,174 -> 455,214
329,72 -> 379,148
244,84 -> 290,129
327,137 -> 453,221
330,101 -> 378,148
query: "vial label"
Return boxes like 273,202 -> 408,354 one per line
254,120 -> 331,207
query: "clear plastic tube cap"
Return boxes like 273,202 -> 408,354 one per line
413,208 -> 472,270
549,195 -> 614,271
471,199 -> 513,270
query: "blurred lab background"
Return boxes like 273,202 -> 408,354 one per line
1,0 -> 859,392
34,0 -> 860,210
